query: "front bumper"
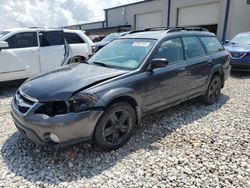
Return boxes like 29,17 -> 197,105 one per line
230,59 -> 250,72
11,100 -> 103,146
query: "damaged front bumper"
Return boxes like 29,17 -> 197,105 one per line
11,99 -> 103,146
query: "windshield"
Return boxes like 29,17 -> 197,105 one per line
0,31 -> 10,38
101,33 -> 120,43
231,33 -> 250,45
88,39 -> 156,70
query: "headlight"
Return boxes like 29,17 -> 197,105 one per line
69,93 -> 97,113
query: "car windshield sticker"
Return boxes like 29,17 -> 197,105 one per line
132,42 -> 151,47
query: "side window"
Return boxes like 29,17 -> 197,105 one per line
6,32 -> 38,49
182,37 -> 206,59
154,38 -> 184,64
64,33 -> 85,44
200,37 -> 224,54
39,31 -> 64,47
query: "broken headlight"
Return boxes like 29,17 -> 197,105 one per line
69,93 -> 97,113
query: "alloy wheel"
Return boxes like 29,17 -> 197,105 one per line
103,110 -> 131,145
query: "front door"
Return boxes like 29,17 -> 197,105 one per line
0,32 -> 40,82
142,37 -> 188,112
38,30 -> 65,72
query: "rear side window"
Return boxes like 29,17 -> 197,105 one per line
39,31 -> 64,47
200,37 -> 224,54
182,37 -> 206,59
154,38 -> 184,64
64,32 -> 85,44
6,32 -> 38,49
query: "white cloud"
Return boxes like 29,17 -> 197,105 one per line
0,0 -> 142,29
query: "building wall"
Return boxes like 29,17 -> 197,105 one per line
226,0 -> 250,39
81,22 -> 105,30
65,0 -> 250,40
106,0 -> 167,29
169,0 -> 227,40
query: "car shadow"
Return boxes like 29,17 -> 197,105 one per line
230,71 -> 250,78
0,80 -> 24,98
1,94 -> 230,186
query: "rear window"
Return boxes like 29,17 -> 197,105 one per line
64,32 -> 85,44
182,37 -> 206,59
6,32 -> 38,49
200,37 -> 224,54
39,31 -> 64,47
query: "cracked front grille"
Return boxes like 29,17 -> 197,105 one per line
14,90 -> 36,114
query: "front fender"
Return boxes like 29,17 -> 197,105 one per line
99,87 -> 142,108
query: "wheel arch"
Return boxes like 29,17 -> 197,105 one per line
100,88 -> 142,125
205,64 -> 225,91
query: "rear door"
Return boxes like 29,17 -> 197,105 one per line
182,36 -> 211,98
0,32 -> 40,82
38,30 -> 65,72
142,37 -> 188,112
64,32 -> 90,59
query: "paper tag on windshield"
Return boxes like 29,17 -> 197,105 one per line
132,42 -> 151,47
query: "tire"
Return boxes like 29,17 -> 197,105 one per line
94,102 -> 136,151
68,56 -> 86,64
201,75 -> 222,105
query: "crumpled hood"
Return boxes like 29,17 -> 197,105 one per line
20,64 -> 128,101
224,44 -> 250,53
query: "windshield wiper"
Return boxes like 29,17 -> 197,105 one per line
92,61 -> 110,67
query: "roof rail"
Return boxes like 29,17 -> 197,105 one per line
167,27 -> 209,33
129,27 -> 209,34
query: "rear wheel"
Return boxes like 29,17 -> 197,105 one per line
201,75 -> 222,105
94,102 -> 136,151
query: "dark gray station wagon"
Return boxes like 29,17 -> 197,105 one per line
11,27 -> 231,150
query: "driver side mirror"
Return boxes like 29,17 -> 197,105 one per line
0,41 -> 9,50
148,58 -> 168,71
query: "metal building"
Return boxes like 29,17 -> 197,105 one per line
65,0 -> 250,41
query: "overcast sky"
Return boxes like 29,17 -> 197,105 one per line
0,0 -> 141,29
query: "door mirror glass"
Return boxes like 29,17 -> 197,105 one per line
0,41 -> 9,50
150,58 -> 168,70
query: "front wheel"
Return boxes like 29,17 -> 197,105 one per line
94,102 -> 136,151
201,75 -> 222,105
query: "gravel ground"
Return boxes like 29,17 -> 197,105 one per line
0,73 -> 249,188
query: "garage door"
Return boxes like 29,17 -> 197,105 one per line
177,3 -> 220,26
135,11 -> 162,30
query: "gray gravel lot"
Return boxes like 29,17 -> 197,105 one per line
0,73 -> 249,188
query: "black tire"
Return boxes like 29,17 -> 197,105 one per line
94,102 -> 136,151
201,75 -> 222,105
68,56 -> 86,64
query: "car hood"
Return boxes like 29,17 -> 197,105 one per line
224,44 -> 250,53
20,64 -> 128,102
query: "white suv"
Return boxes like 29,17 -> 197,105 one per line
0,28 -> 94,82
64,29 -> 94,63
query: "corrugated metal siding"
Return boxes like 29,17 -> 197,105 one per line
106,0 -> 167,29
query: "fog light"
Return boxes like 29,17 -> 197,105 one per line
50,133 -> 60,143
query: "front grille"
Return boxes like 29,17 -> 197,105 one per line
14,90 -> 36,114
